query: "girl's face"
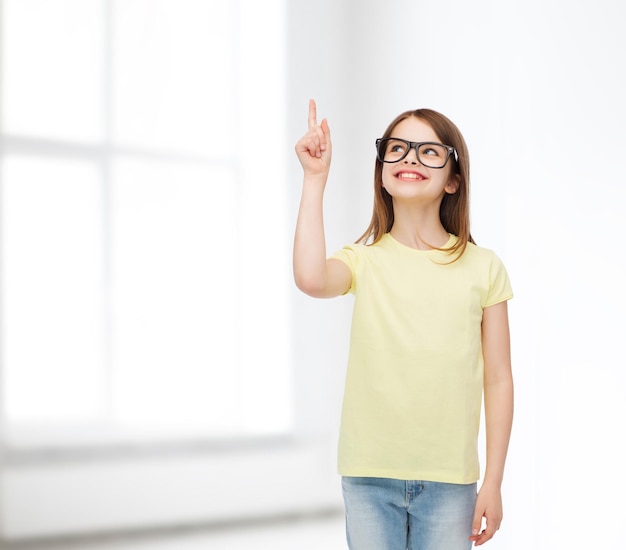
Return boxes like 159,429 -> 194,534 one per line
381,116 -> 459,204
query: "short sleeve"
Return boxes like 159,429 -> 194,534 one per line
484,251 -> 513,308
330,244 -> 362,295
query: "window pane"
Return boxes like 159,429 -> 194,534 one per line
1,156 -> 107,424
111,0 -> 235,157
2,0 -> 104,142
0,0 -> 291,443
110,158 -> 239,434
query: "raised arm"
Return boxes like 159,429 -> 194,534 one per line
293,99 -> 351,298
470,300 -> 514,546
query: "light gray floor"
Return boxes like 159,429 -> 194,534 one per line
3,512 -> 347,550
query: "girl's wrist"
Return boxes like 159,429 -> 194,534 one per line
302,174 -> 328,192
302,171 -> 328,182
481,472 -> 504,488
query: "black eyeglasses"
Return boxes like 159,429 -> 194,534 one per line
375,138 -> 457,169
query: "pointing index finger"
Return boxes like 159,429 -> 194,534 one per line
308,98 -> 317,130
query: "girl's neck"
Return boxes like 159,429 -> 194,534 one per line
389,202 -> 449,251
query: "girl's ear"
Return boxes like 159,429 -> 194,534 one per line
445,174 -> 460,195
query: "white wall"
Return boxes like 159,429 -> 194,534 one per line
289,1 -> 626,549
300,0 -> 626,550
2,0 -> 625,546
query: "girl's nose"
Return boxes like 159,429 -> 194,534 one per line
403,146 -> 419,164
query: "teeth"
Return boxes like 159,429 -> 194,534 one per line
398,173 -> 423,179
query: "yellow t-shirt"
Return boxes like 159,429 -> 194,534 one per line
331,233 -> 513,484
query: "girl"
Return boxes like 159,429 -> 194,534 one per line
293,100 -> 513,549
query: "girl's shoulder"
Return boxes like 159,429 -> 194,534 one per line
463,240 -> 505,263
461,242 -> 511,284
464,240 -> 492,256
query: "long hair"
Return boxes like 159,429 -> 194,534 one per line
356,109 -> 474,260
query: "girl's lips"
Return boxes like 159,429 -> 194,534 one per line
395,170 -> 427,181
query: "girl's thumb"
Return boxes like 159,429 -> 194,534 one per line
321,118 -> 331,140
471,515 -> 482,536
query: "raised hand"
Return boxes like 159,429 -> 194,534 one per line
292,98 -> 351,298
294,99 -> 332,178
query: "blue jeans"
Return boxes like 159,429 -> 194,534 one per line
342,477 -> 476,550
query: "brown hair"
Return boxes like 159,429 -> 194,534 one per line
356,109 -> 474,259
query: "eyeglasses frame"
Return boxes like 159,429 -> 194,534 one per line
375,138 -> 458,169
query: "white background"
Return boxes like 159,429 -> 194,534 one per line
1,0 -> 625,548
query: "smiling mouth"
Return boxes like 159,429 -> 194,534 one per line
396,171 -> 426,181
